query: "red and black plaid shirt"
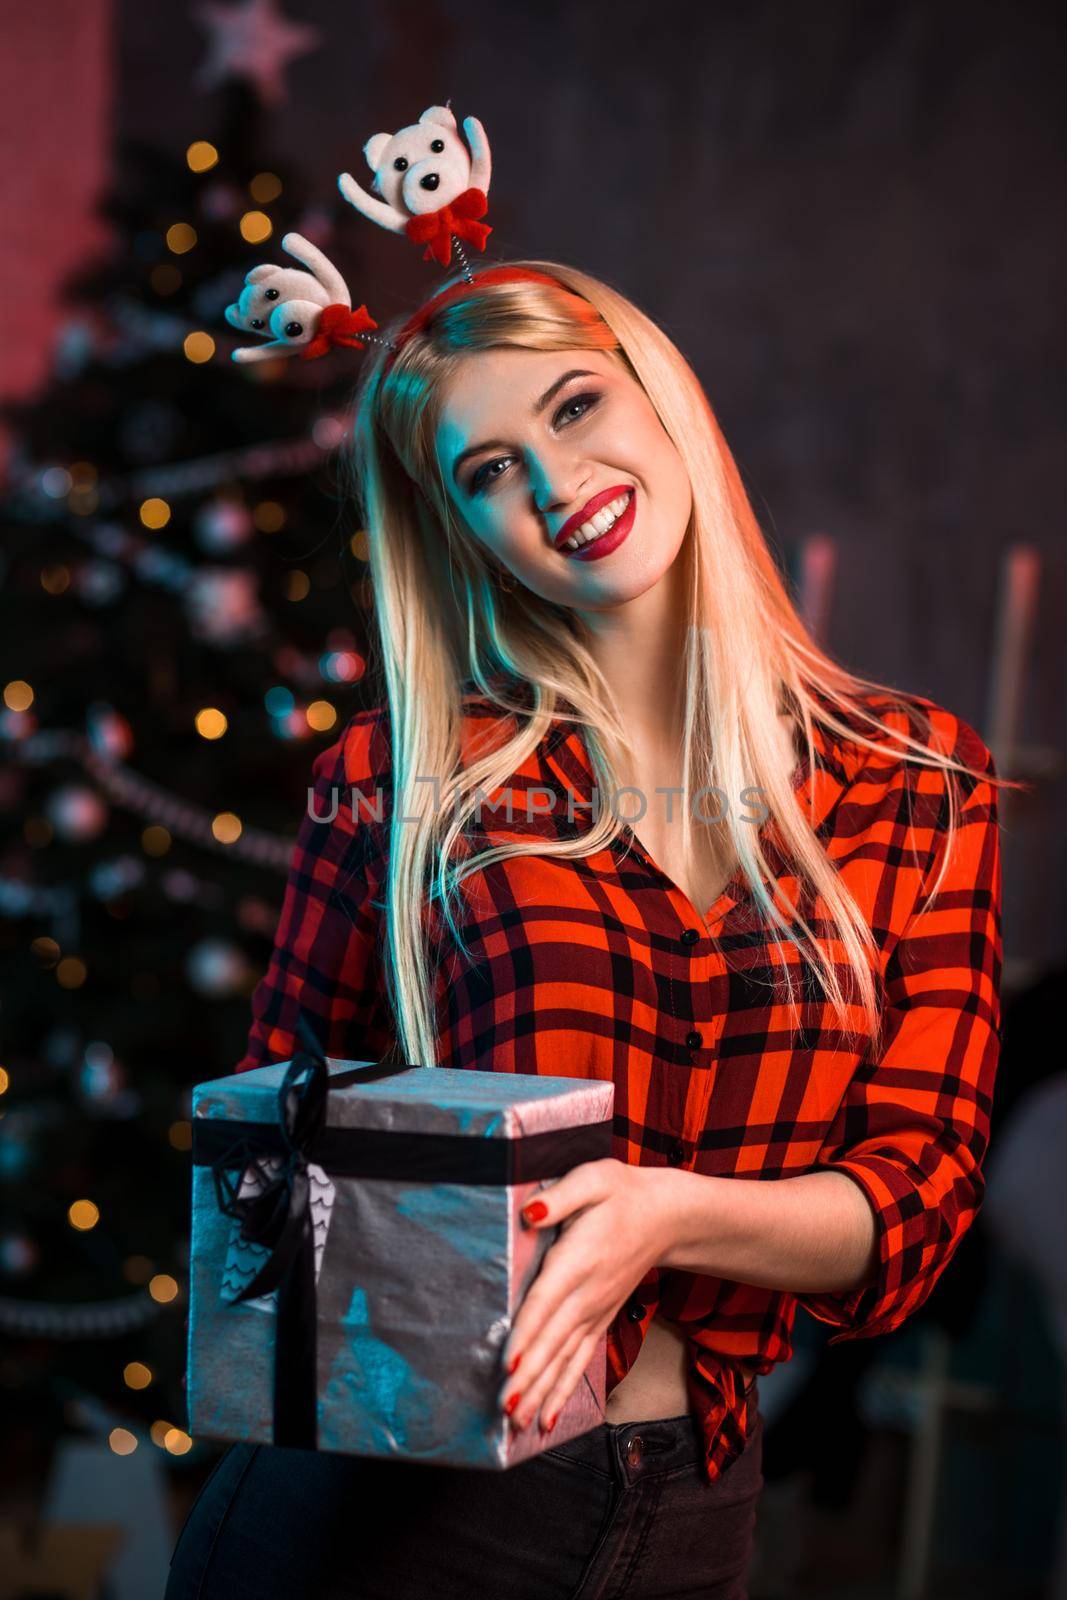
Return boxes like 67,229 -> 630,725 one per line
236,685 -> 1003,1484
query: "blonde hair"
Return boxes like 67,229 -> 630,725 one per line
343,259 -> 1023,1071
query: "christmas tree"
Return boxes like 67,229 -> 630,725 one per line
0,32 -> 380,1503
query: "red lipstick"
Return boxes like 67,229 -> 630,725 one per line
557,488 -> 636,563
553,485 -> 634,551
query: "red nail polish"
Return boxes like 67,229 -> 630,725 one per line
507,1353 -> 521,1375
504,1392 -> 521,1416
523,1200 -> 548,1223
544,1411 -> 557,1432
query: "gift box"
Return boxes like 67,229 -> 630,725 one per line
187,1016 -> 614,1468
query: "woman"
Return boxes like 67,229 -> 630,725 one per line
168,261 -> 1010,1598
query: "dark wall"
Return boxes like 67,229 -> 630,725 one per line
117,0 -> 1066,973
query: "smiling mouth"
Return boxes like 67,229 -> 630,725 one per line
558,489 -> 634,552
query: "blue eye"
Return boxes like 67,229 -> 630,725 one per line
469,390 -> 602,495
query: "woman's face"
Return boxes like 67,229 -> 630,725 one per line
434,347 -> 693,612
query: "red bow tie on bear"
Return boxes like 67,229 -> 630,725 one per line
299,303 -> 380,360
404,187 -> 492,268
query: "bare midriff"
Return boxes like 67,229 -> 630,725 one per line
604,1308 -> 758,1424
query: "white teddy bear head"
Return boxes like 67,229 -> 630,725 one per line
224,262 -> 330,356
223,234 -> 356,364
363,105 -> 473,219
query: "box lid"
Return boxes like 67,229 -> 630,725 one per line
193,1059 -> 614,1139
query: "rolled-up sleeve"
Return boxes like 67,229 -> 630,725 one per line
799,726 -> 1003,1343
235,711 -> 391,1073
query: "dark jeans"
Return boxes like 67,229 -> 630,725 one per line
166,1402 -> 763,1599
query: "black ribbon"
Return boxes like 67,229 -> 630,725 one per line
208,1011 -> 343,1448
198,1016 -> 613,1449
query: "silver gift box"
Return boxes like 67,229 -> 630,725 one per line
187,1056 -> 614,1468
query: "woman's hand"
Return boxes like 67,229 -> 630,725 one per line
498,1157 -> 672,1435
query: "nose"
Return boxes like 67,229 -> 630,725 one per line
420,172 -> 440,191
532,459 -> 591,517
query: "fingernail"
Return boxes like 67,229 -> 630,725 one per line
522,1200 -> 548,1223
504,1392 -> 521,1416
543,1411 -> 557,1432
507,1353 -> 521,1375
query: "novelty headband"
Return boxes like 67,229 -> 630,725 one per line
224,103 -> 564,368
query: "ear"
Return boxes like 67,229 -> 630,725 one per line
363,132 -> 391,172
245,264 -> 274,284
419,104 -> 457,130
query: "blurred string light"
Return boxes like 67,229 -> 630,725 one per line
239,210 -> 272,244
150,263 -> 182,296
251,499 -> 284,532
108,1428 -> 138,1456
123,1361 -> 153,1390
183,331 -> 216,364
249,171 -> 282,202
319,651 -> 361,683
195,707 -> 228,740
4,681 -> 34,712
149,1419 -> 193,1454
264,686 -> 294,719
212,812 -> 242,844
139,497 -> 171,530
311,415 -> 347,450
305,700 -> 336,732
68,1199 -> 100,1232
148,1274 -> 179,1305
78,1041 -> 139,1117
186,139 -> 219,173
166,223 -> 197,255
41,565 -> 71,595
40,467 -> 72,499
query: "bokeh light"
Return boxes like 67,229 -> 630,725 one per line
195,707 -> 228,740
139,498 -> 171,530
212,812 -> 242,845
166,223 -> 197,255
183,331 -> 216,364
249,172 -> 282,203
68,1199 -> 100,1231
187,140 -> 219,173
4,681 -> 34,712
239,210 -> 272,244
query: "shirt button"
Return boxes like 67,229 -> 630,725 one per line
626,1433 -> 644,1467
668,1140 -> 686,1165
626,1298 -> 645,1322
685,1030 -> 703,1050
680,927 -> 700,946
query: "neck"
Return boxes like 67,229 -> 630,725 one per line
575,553 -> 689,752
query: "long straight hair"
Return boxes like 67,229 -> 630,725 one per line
343,259 -> 1020,1071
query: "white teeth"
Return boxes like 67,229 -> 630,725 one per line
561,491 -> 632,552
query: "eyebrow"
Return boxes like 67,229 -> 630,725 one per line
450,368 -> 598,484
